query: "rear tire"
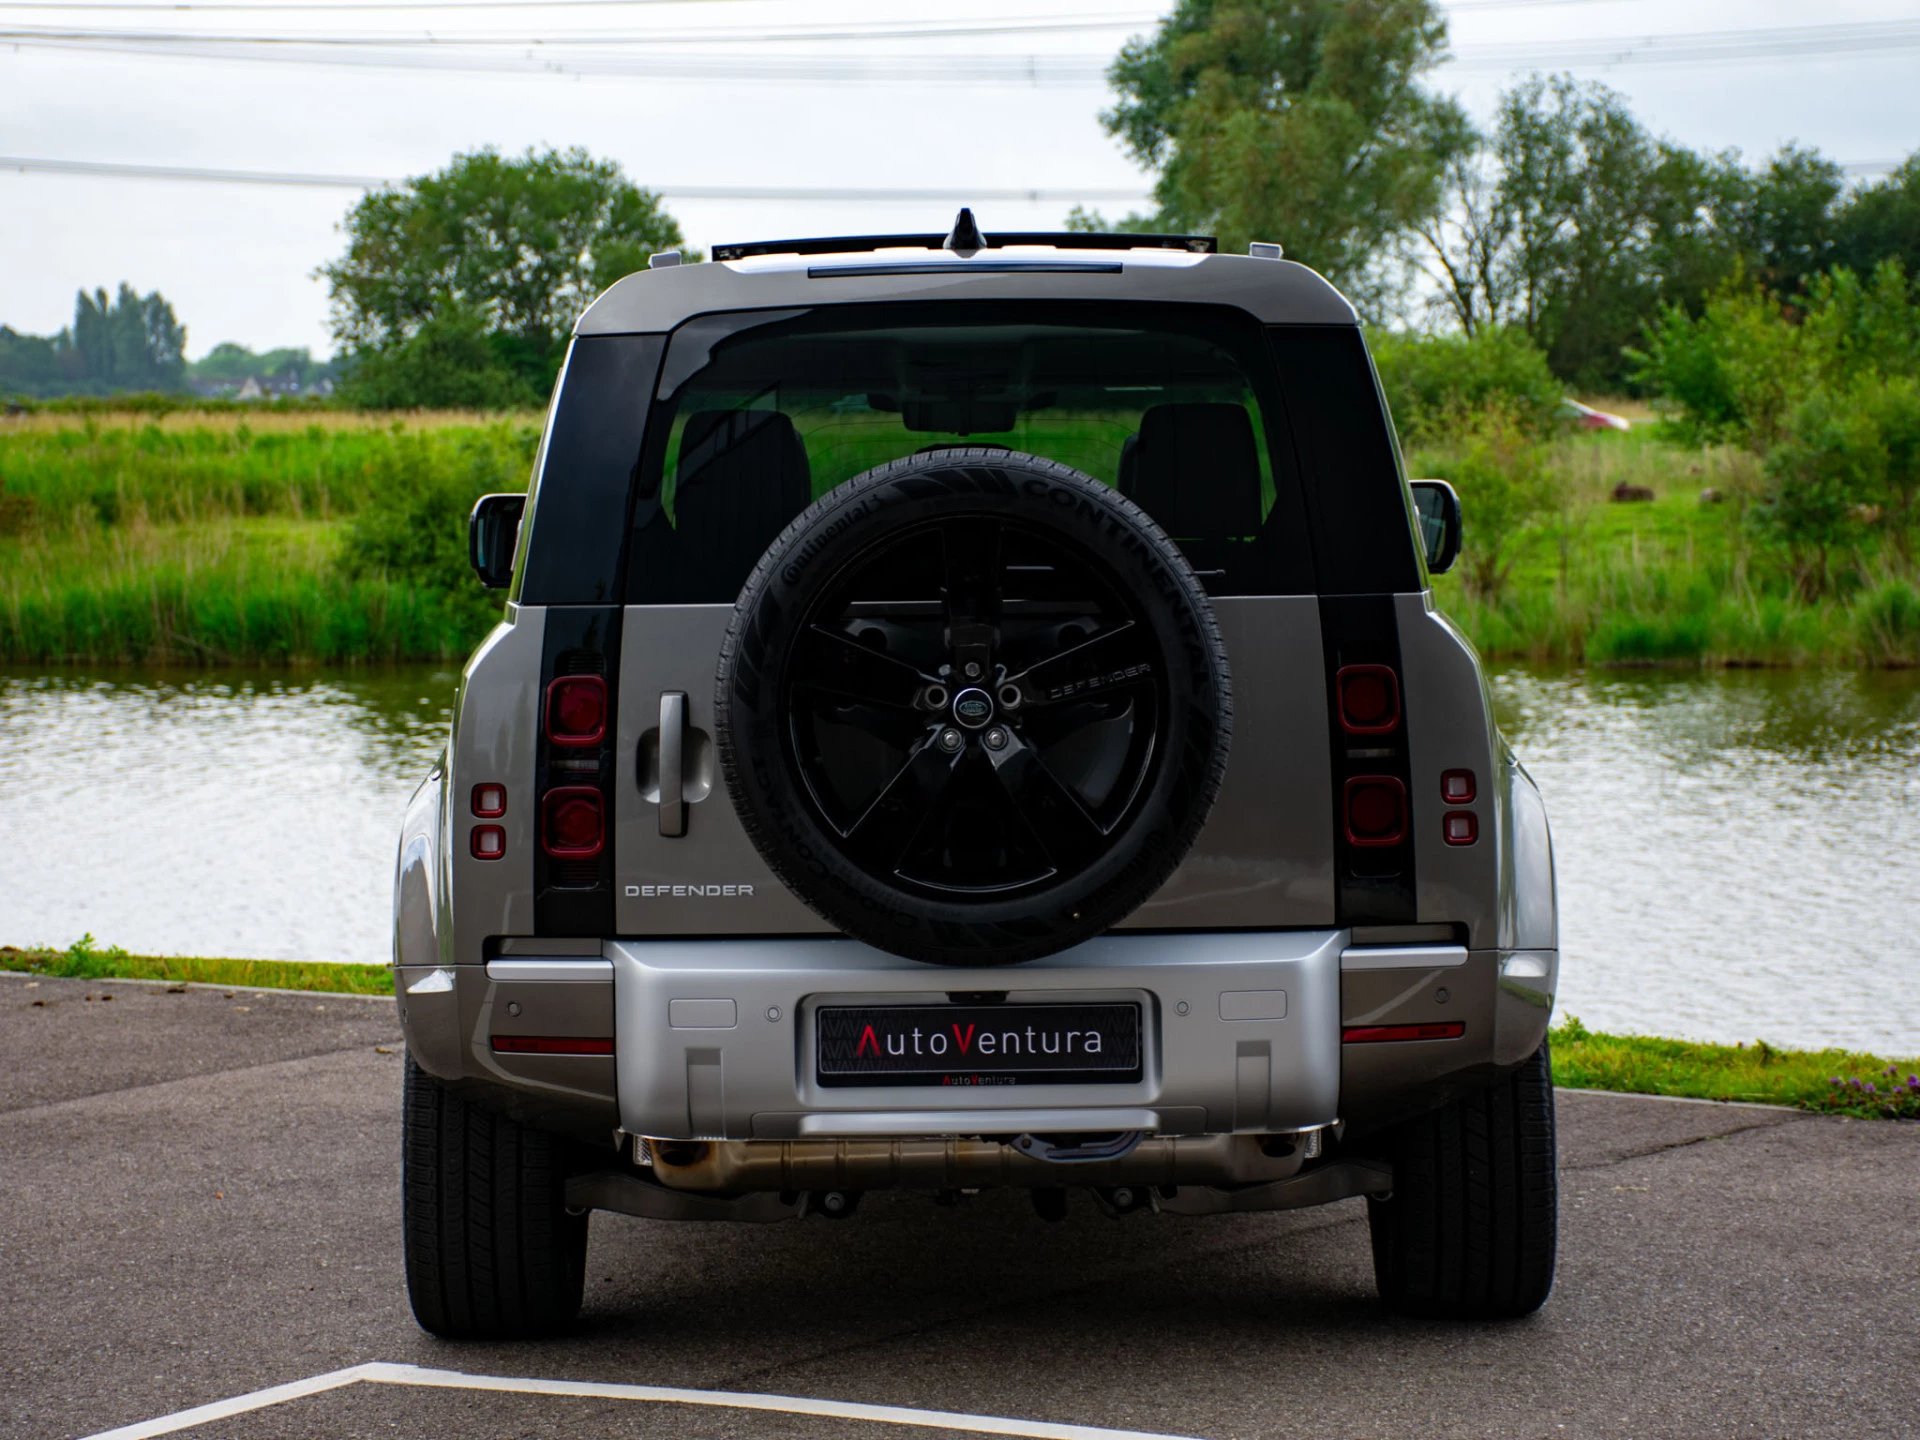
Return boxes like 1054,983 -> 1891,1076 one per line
1366,1042 -> 1558,1320
402,1055 -> 588,1339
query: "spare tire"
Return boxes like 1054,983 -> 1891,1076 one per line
716,448 -> 1231,965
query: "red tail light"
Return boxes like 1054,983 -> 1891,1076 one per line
1336,664 -> 1400,734
545,675 -> 607,747
1443,810 -> 1478,846
541,786 -> 605,859
470,824 -> 506,860
1343,775 -> 1407,846
1342,1021 -> 1465,1043
470,783 -> 506,818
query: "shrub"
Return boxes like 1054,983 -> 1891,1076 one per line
1760,383 -> 1889,596
1372,327 -> 1561,448
335,305 -> 545,411
335,423 -> 530,632
1411,403 -> 1559,603
1853,578 -> 1920,665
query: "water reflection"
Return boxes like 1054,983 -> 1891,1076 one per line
0,667 -> 457,964
1493,668 -> 1920,1054
1,663 -> 1915,1053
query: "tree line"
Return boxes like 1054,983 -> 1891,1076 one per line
0,284 -> 336,399
4,0 -> 1917,413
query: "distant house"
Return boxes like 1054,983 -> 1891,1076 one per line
235,377 -> 265,401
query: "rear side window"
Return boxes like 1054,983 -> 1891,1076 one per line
625,302 -> 1315,603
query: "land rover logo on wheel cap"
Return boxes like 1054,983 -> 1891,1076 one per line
952,688 -> 994,729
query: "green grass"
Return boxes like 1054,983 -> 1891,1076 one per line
0,517 -> 493,663
8,406 -> 1920,667
1550,1015 -> 1919,1120
1429,424 -> 1920,668
6,938 -> 1913,1119
2,936 -> 392,996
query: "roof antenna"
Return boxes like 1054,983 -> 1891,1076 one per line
945,207 -> 986,257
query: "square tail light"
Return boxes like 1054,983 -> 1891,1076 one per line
1441,769 -> 1476,804
545,675 -> 607,748
1444,810 -> 1478,846
1336,665 -> 1401,735
1343,775 -> 1408,847
470,824 -> 506,860
471,783 -> 507,818
541,786 -> 606,860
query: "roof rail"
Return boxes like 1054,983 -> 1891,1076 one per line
712,226 -> 1217,263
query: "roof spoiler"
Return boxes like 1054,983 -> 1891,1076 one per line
713,208 -> 1217,263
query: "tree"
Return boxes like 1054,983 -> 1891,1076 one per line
1833,152 -> 1920,280
1727,144 -> 1844,296
69,284 -> 188,392
1093,0 -> 1469,308
1,284 -> 186,397
322,147 -> 686,406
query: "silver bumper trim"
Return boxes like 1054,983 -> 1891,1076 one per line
608,930 -> 1344,1141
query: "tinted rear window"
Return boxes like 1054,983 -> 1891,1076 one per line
624,302 -> 1315,603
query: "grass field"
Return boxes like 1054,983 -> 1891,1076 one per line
6,938 -> 1914,1118
6,405 -> 1919,666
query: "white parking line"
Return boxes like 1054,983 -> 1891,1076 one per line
81,1361 -> 1209,1440
79,1364 -> 386,1440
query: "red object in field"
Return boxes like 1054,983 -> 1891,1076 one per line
471,783 -> 507,818
1336,665 -> 1400,734
1342,1021 -> 1465,1043
1343,775 -> 1407,846
541,786 -> 605,859
1440,769 -> 1476,804
491,1035 -> 614,1055
470,824 -> 506,860
545,675 -> 608,747
1443,810 -> 1478,846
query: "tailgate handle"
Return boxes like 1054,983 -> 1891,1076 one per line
658,691 -> 688,837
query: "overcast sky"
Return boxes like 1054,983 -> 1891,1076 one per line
3,0 -> 1918,358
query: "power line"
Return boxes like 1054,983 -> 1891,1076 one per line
0,14 -> 1156,45
0,155 -> 1160,200
3,153 -> 1901,198
9,17 -> 1920,83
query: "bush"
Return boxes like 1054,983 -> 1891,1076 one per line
1854,578 -> 1920,665
335,306 -> 545,411
335,423 -> 530,633
1759,385 -> 1887,595
1632,261 -> 1920,448
1410,403 -> 1559,602
1371,328 -> 1562,448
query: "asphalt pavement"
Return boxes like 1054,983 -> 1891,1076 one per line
2,971 -> 1915,1440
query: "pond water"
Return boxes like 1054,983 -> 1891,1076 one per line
2,663 -> 1916,1054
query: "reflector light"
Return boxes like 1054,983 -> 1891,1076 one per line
1336,664 -> 1400,734
491,1035 -> 614,1056
470,824 -> 506,860
1441,769 -> 1476,804
545,675 -> 607,747
471,783 -> 506,818
1343,775 -> 1408,847
1444,810 -> 1478,846
541,786 -> 605,859
1342,1021 -> 1465,1043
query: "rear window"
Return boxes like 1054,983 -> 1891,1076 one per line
624,302 -> 1314,603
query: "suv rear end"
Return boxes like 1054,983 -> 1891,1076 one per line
393,221 -> 1559,1338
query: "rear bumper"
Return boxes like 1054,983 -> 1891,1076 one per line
395,930 -> 1556,1149
609,931 -> 1342,1140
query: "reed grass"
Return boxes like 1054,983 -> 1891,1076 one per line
6,409 -> 1919,666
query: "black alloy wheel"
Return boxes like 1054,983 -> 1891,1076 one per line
718,449 -> 1231,965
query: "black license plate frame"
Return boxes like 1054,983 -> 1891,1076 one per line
815,1001 -> 1144,1088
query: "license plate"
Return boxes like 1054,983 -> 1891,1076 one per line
816,1002 -> 1143,1088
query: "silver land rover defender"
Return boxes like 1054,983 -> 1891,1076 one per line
393,213 -> 1559,1339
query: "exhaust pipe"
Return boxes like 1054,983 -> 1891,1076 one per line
645,1132 -> 1310,1193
